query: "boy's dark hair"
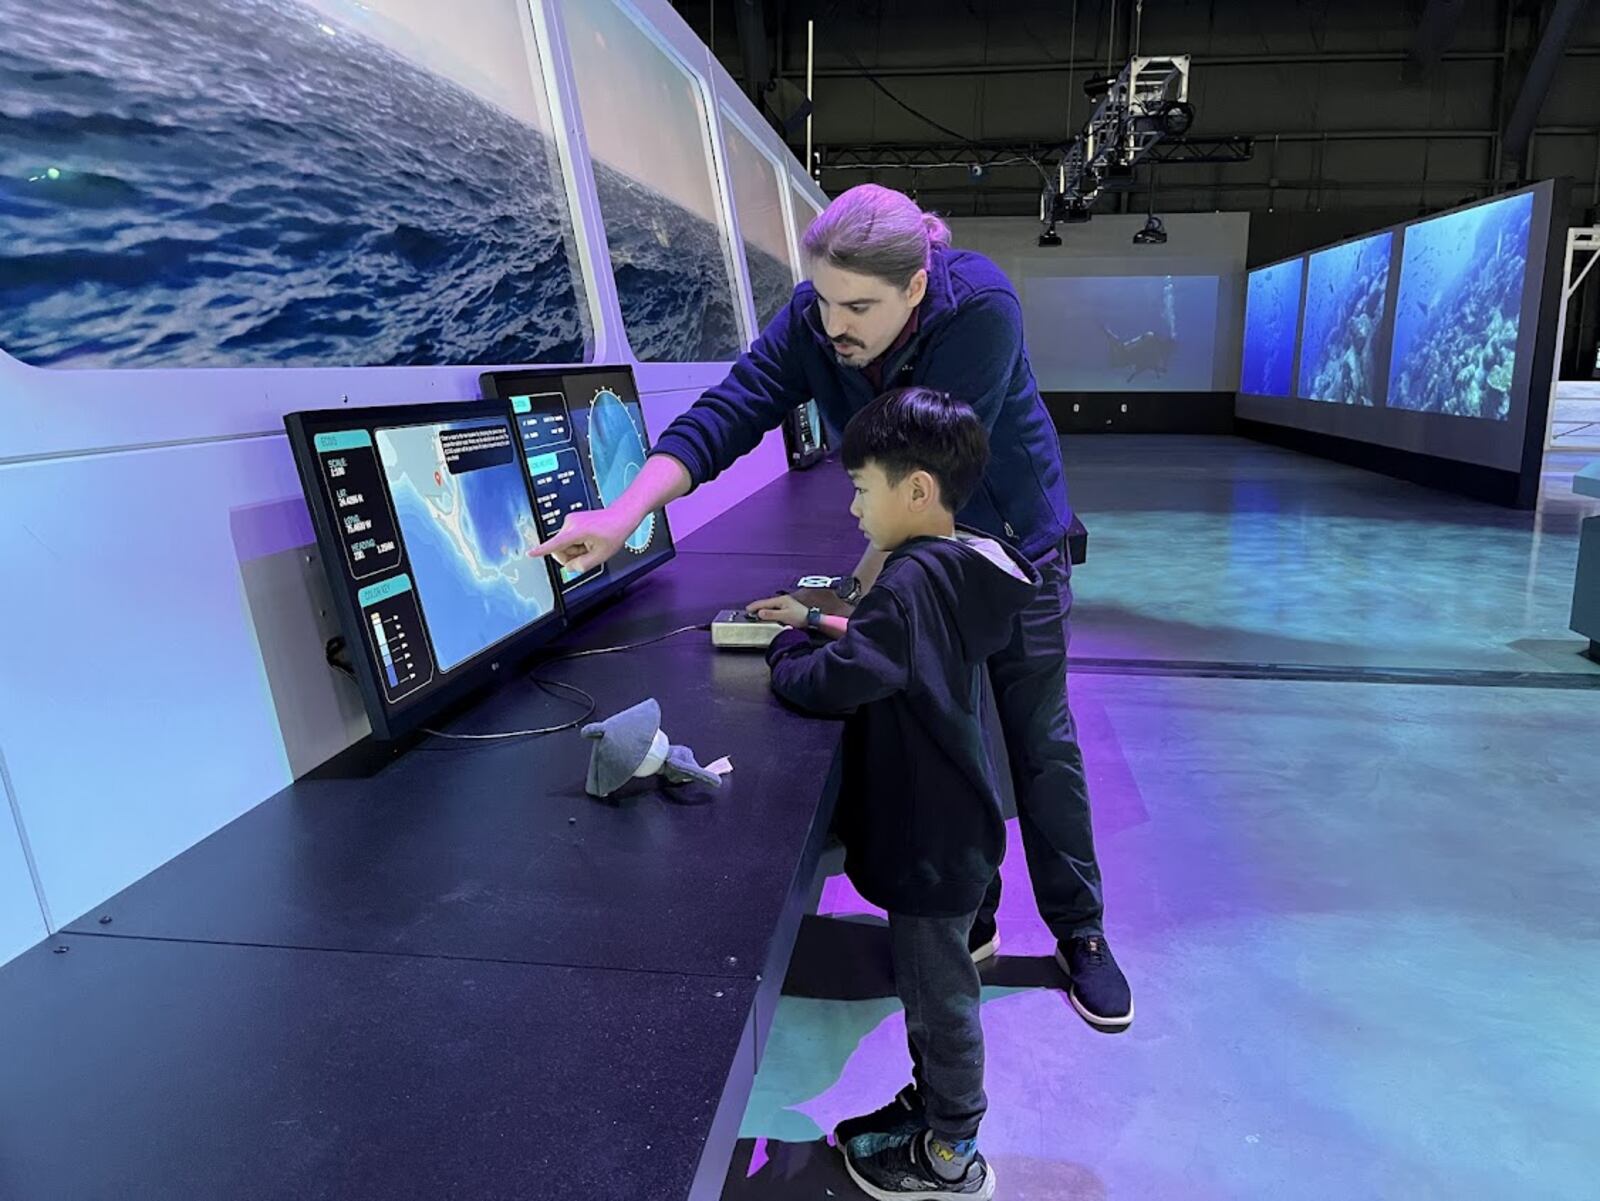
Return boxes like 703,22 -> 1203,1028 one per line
841,388 -> 990,513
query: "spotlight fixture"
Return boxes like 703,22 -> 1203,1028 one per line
1132,215 -> 1168,245
1133,99 -> 1196,139
1160,100 -> 1195,137
1033,55 -> 1198,245
1082,74 -> 1116,101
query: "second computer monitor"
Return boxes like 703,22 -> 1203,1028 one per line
481,366 -> 676,614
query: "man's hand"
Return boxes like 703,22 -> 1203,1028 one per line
852,545 -> 890,594
530,454 -> 693,574
531,508 -> 642,575
747,594 -> 810,629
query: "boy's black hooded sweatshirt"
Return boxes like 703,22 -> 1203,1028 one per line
766,534 -> 1041,917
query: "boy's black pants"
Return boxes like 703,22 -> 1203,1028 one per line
890,908 -> 986,1142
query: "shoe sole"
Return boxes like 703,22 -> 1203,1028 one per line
1054,947 -> 1135,1029
843,1150 -> 996,1201
969,931 -> 1000,965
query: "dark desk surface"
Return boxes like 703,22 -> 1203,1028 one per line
2,464 -> 856,1201
0,935 -> 754,1201
677,458 -> 865,561
63,634 -> 833,982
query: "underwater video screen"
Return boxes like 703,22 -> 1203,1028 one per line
1387,190 -> 1535,422
1027,275 -> 1222,392
1234,181 -> 1558,476
1297,232 -> 1394,406
1239,258 -> 1304,397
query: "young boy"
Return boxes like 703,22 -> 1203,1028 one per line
751,388 -> 1040,1200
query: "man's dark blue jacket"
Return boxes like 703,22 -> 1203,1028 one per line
653,244 -> 1073,563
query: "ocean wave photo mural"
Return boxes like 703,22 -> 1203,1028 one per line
560,0 -> 744,363
0,0 -> 594,369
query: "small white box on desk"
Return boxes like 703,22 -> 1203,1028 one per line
711,610 -> 786,649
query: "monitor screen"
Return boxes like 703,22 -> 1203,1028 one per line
1240,257 -> 1304,398
1297,231 -> 1394,406
1387,189 -> 1536,422
1235,180 -> 1563,476
285,402 -> 564,738
1023,274 -> 1225,392
480,366 -> 675,613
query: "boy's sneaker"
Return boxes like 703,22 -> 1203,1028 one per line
967,917 -> 1000,964
844,1130 -> 995,1200
1055,934 -> 1134,1029
833,1084 -> 927,1156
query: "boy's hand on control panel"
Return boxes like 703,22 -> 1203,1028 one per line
747,594 -> 809,629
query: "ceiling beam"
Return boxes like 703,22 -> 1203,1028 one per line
1502,0 -> 1594,174
772,47 -> 1600,80
1405,0 -> 1469,82
733,0 -> 773,113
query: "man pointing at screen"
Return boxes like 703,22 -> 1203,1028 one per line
535,183 -> 1133,1031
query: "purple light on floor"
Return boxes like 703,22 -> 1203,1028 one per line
745,1136 -> 769,1177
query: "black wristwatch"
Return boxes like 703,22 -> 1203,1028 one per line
805,606 -> 824,632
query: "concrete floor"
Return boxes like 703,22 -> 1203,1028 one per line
1551,380 -> 1600,451
723,438 -> 1600,1201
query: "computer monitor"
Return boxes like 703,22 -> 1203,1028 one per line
784,399 -> 828,469
1240,257 -> 1305,399
285,401 -> 565,739
480,366 -> 676,614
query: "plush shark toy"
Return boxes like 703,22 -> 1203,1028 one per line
582,698 -> 732,799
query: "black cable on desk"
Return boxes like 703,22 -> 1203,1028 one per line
327,626 -> 711,744
421,624 -> 711,743
421,678 -> 597,742
535,623 -> 712,665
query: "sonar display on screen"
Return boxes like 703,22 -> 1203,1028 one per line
1387,190 -> 1535,421
490,366 -> 675,612
1240,258 -> 1304,397
586,389 -> 655,551
1297,232 -> 1393,406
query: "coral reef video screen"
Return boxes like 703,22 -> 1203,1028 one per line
1234,181 -> 1560,474
1026,275 -> 1223,392
285,401 -> 565,739
1387,190 -> 1535,421
1240,258 -> 1304,397
483,367 -> 675,614
1297,232 -> 1393,406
